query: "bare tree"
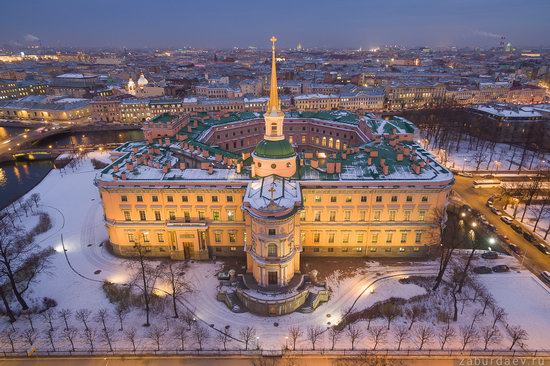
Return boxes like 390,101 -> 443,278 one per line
114,304 -> 129,332
437,323 -> 456,350
0,284 -> 16,323
160,261 -> 192,319
216,327 -> 232,351
367,325 -> 387,351
380,303 -> 401,330
307,325 -> 323,350
414,325 -> 434,350
30,193 -> 41,208
58,308 -> 72,331
45,328 -> 56,352
22,311 -> 35,332
479,292 -> 495,315
42,308 -> 56,331
193,324 -> 210,351
4,328 -> 17,352
172,323 -> 189,351
94,308 -> 110,332
124,327 -> 137,352
405,305 -> 425,330
83,328 -> 97,353
459,326 -> 479,351
328,327 -> 342,350
23,328 -> 36,347
288,326 -> 302,351
76,308 -> 92,331
509,325 -> 528,350
492,307 -> 507,328
481,326 -> 501,350
240,326 -> 257,351
147,324 -> 164,351
129,239 -> 160,327
393,325 -> 409,351
346,324 -> 363,350
63,327 -> 77,352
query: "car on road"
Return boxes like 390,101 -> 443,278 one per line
462,204 -> 473,212
541,271 -> 550,283
534,243 -> 550,255
481,251 -> 499,259
458,172 -> 474,178
508,244 -> 523,255
486,223 -> 497,232
522,231 -> 537,243
500,215 -> 513,224
490,207 -> 502,216
492,265 -> 510,273
474,266 -> 492,274
510,223 -> 523,233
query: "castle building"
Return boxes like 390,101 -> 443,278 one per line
96,38 -> 453,292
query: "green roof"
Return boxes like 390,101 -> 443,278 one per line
149,112 -> 174,123
254,139 -> 296,159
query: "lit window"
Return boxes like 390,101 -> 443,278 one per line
214,232 -> 222,243
228,231 -> 236,243
212,210 -> 220,221
345,196 -> 352,203
419,210 -> 426,221
314,195 -> 321,203
227,210 -> 235,222
357,233 -> 364,243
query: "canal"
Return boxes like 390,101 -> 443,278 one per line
0,127 -> 143,209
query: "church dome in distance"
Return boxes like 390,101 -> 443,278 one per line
137,73 -> 148,87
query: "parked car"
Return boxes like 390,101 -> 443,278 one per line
535,243 -> 550,255
217,271 -> 231,280
480,216 -> 489,225
481,251 -> 499,259
462,204 -> 472,212
541,271 -> 550,283
491,207 -> 503,216
486,223 -> 497,232
499,234 -> 511,244
492,265 -> 510,273
500,216 -> 513,224
522,231 -> 537,243
486,201 -> 494,208
508,244 -> 523,255
511,223 -> 523,233
474,266 -> 492,274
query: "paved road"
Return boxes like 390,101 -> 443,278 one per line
0,126 -> 70,158
452,176 -> 550,276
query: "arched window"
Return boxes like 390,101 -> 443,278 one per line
322,137 -> 327,146
268,243 -> 277,257
336,139 -> 341,150
328,137 -> 334,148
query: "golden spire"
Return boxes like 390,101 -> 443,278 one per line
267,36 -> 280,113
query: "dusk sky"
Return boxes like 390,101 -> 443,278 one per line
2,0 -> 550,49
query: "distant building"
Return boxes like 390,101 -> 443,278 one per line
49,73 -> 105,98
0,79 -> 48,100
0,95 -> 90,121
384,82 -> 446,110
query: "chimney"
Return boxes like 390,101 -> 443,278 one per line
121,172 -> 127,180
113,165 -> 119,172
126,162 -> 133,171
179,162 -> 186,170
208,165 -> 214,175
383,165 -> 389,175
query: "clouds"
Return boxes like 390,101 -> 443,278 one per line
23,34 -> 40,43
473,31 -> 504,39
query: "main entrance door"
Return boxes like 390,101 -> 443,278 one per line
268,271 -> 278,285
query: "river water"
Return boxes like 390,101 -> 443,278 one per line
0,127 -> 143,209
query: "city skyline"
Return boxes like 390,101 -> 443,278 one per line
2,0 -> 550,49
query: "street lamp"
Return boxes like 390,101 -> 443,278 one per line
461,212 -> 466,218
471,222 -> 478,228
488,237 -> 496,245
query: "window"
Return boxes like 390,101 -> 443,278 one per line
184,211 -> 191,222
400,233 -> 407,243
313,247 -> 320,252
214,232 -> 222,243
415,232 -> 422,243
157,233 -> 165,243
328,247 -> 334,253
212,196 -> 218,203
212,210 -> 220,221
359,210 -> 366,221
356,247 -> 363,252
226,195 -> 233,203
404,210 -> 411,221
139,211 -> 146,221
373,210 -> 381,221
385,248 -> 392,252
121,195 -> 128,202
198,211 -> 205,220
421,196 -> 428,202
357,233 -> 364,243
361,196 -> 367,203
389,210 -> 396,222
330,196 -> 337,203
413,247 -> 420,252
123,211 -> 131,221
314,195 -> 321,203
142,232 -> 150,243
167,195 -> 174,203
230,247 -> 237,252
328,233 -> 335,243
386,232 -> 393,243
344,210 -> 351,221
313,233 -> 320,243
369,247 -> 377,252
406,195 -> 413,202
399,247 -> 406,252
345,196 -> 352,203
182,195 -> 189,202
268,229 -> 276,236
419,210 -> 426,221
168,211 -> 176,220
376,196 -> 382,202
154,211 -> 161,221
314,210 -> 321,222
343,233 -> 350,244
329,211 -> 336,222
128,233 -> 135,242
215,247 -> 221,252
197,195 -> 204,203
227,210 -> 235,222
136,195 -> 143,202
342,247 -> 349,252
300,211 -> 306,221
228,231 -> 236,243
152,195 -> 158,202
391,196 -> 398,202
268,243 -> 277,257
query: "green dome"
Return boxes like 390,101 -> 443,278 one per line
254,139 -> 295,159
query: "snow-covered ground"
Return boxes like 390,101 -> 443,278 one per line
1,152 -> 550,354
504,204 -> 550,242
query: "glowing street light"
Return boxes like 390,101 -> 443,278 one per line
461,212 -> 466,217
471,222 -> 478,228
488,237 -> 496,245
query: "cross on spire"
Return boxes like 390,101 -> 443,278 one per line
268,182 -> 277,200
270,36 -> 277,50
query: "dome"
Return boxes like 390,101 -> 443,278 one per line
137,73 -> 148,87
254,139 -> 295,159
